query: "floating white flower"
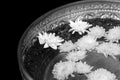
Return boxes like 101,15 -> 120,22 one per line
76,35 -> 98,51
95,42 -> 120,60
69,19 -> 91,34
106,26 -> 120,41
37,32 -> 64,49
58,40 -> 76,52
88,26 -> 105,38
87,68 -> 118,80
65,50 -> 87,61
52,61 -> 76,80
75,61 -> 93,74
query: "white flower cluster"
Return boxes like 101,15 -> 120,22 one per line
52,61 -> 76,80
52,60 -> 93,80
95,42 -> 120,59
75,61 -> 93,74
58,40 -> 76,52
88,26 -> 105,38
87,68 -> 118,80
76,35 -> 98,51
65,50 -> 87,61
106,27 -> 120,41
37,32 -> 64,49
69,20 -> 91,34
